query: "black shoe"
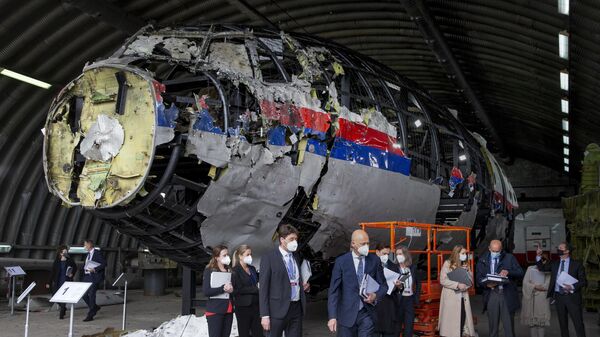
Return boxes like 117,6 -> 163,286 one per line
83,316 -> 94,322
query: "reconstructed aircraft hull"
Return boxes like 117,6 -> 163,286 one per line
43,25 -> 517,274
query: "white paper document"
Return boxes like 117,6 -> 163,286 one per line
210,272 -> 232,299
84,260 -> 101,272
301,260 -> 312,283
383,268 -> 400,295
360,274 -> 380,299
557,271 -> 578,288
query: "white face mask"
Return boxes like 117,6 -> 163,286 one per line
379,255 -> 389,264
397,254 -> 406,264
357,244 -> 369,256
243,255 -> 253,265
286,240 -> 298,252
459,254 -> 468,262
220,255 -> 231,266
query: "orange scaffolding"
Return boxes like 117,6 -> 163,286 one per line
360,221 -> 476,337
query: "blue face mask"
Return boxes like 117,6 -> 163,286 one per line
490,251 -> 500,259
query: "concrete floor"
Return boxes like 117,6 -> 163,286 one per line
2,288 -> 600,337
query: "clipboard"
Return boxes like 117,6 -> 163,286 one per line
210,272 -> 231,299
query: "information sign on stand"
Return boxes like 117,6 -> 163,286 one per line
17,282 -> 36,337
50,282 -> 93,337
4,266 -> 26,315
112,273 -> 130,331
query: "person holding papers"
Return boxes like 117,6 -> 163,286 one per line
81,239 -> 106,322
203,245 -> 234,337
521,252 -> 551,337
536,242 -> 587,337
232,245 -> 263,337
395,245 -> 420,337
327,229 -> 387,337
259,224 -> 310,337
438,245 -> 475,337
373,244 -> 400,337
48,245 -> 77,319
475,239 -> 523,337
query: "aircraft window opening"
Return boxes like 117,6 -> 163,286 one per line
402,93 -> 438,180
255,40 -> 287,83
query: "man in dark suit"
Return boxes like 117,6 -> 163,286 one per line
259,224 -> 310,337
81,239 -> 106,322
475,239 -> 523,337
327,229 -> 388,337
536,242 -> 587,337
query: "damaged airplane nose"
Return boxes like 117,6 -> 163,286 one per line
43,25 -> 517,279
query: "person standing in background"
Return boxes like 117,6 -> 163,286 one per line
536,242 -> 587,337
395,246 -> 420,337
521,252 -> 551,337
203,245 -> 234,337
48,245 -> 77,319
81,239 -> 106,322
475,239 -> 523,337
373,244 -> 399,337
438,245 -> 475,337
232,245 -> 263,337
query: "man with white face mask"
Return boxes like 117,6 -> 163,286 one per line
259,224 -> 309,337
327,230 -> 388,337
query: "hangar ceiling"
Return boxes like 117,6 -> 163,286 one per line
0,0 -> 595,265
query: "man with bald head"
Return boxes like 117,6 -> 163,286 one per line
476,239 -> 523,337
327,230 -> 387,337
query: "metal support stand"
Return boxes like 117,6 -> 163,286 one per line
68,304 -> 74,337
11,275 -> 16,315
24,295 -> 30,337
181,266 -> 196,315
122,280 -> 128,330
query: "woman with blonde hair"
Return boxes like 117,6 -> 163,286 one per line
203,245 -> 234,337
231,245 -> 263,337
395,245 -> 421,337
438,245 -> 475,337
520,253 -> 551,337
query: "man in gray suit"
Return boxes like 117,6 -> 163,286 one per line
259,224 -> 310,337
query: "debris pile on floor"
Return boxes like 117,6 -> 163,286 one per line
123,314 -> 238,337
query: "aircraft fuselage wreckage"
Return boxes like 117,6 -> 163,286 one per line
43,25 -> 517,286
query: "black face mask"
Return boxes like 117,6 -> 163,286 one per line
557,249 -> 566,256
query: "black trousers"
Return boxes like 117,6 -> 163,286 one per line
207,312 -> 234,337
555,293 -> 586,337
236,304 -> 264,337
398,295 -> 415,337
460,297 -> 466,336
82,282 -> 99,317
270,301 -> 302,337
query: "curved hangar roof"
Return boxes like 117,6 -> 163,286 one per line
0,1 -> 593,263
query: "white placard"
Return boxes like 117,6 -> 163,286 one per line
50,282 -> 92,304
17,282 -> 36,304
4,266 -> 26,276
406,227 -> 421,237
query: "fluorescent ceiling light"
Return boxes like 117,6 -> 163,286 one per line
68,246 -> 88,254
458,140 -> 464,149
564,165 -> 569,172
559,31 -> 569,59
0,68 -> 51,89
563,135 -> 569,145
561,98 -> 569,114
564,157 -> 570,165
558,0 -> 570,15
564,147 -> 570,156
560,70 -> 569,91
562,119 -> 569,132
0,244 -> 12,253
459,154 -> 467,161
414,119 -> 422,128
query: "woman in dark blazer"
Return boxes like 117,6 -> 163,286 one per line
231,245 -> 263,337
47,245 -> 77,319
203,245 -> 234,337
373,244 -> 401,337
395,245 -> 421,337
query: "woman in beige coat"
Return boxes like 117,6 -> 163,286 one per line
520,258 -> 551,337
438,245 -> 476,337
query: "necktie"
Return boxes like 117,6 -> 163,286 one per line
559,260 -> 565,293
357,256 -> 364,309
492,257 -> 497,274
286,254 -> 296,300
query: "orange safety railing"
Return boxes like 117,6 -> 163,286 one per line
359,221 -> 475,301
